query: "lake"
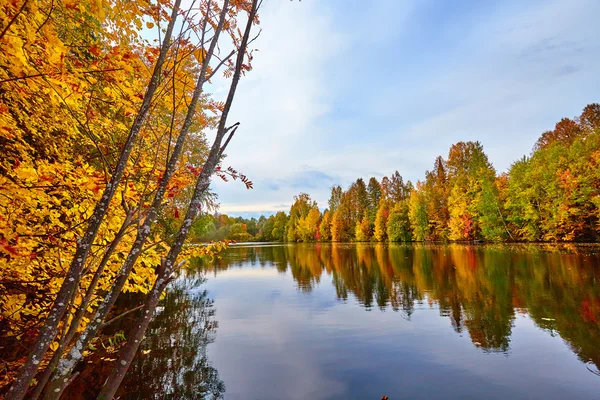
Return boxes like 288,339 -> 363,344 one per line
119,243 -> 600,399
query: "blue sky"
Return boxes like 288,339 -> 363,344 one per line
210,0 -> 600,218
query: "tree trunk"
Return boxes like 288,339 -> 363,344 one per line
97,0 -> 259,396
41,1 -> 235,398
5,3 -> 182,400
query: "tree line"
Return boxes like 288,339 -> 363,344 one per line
228,104 -> 600,243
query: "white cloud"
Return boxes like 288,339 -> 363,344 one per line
211,0 -> 345,214
210,0 -> 600,216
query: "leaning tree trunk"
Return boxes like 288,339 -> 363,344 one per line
41,1 -> 237,399
5,3 -> 182,399
97,0 -> 259,397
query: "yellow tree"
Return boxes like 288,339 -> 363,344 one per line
331,208 -> 348,242
319,209 -> 332,241
2,0 -> 262,398
298,208 -> 321,242
374,200 -> 390,241
355,214 -> 371,241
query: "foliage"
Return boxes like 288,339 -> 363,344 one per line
271,212 -> 289,242
355,215 -> 372,242
298,208 -> 321,242
408,182 -> 429,241
367,177 -> 382,224
1,0 -> 261,397
245,103 -> 600,245
374,200 -> 390,242
285,193 -> 318,242
319,210 -> 332,241
387,201 -> 411,242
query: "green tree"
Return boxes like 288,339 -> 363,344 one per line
258,215 -> 275,241
354,178 -> 369,221
387,201 -> 412,242
475,169 -> 507,241
408,182 -> 429,241
271,212 -> 288,241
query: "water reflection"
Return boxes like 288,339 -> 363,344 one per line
207,243 -> 600,367
118,283 -> 224,399
65,275 -> 224,399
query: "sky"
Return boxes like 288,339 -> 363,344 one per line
208,0 -> 600,218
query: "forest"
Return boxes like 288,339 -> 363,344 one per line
203,104 -> 600,244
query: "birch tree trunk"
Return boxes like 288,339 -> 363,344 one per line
5,3 -> 182,399
98,0 -> 259,397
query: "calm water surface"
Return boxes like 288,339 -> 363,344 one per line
128,243 -> 600,399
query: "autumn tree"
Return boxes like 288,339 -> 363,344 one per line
319,210 -> 332,241
367,177 -> 382,224
373,200 -> 390,242
506,105 -> 600,241
286,193 -> 318,242
331,207 -> 351,242
579,103 -> 600,134
408,182 -> 429,241
388,171 -> 412,203
424,156 -> 450,240
355,214 -> 372,242
298,208 -> 321,242
2,0 -> 262,398
446,141 -> 496,241
534,118 -> 583,151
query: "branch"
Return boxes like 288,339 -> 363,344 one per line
205,49 -> 236,81
0,68 -> 124,85
0,0 -> 29,43
99,305 -> 144,330
218,122 -> 240,159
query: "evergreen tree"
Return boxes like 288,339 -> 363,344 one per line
328,185 -> 343,213
367,177 -> 382,223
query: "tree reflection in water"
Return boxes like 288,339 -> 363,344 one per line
119,284 -> 224,399
208,243 -> 600,369
64,273 -> 224,400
